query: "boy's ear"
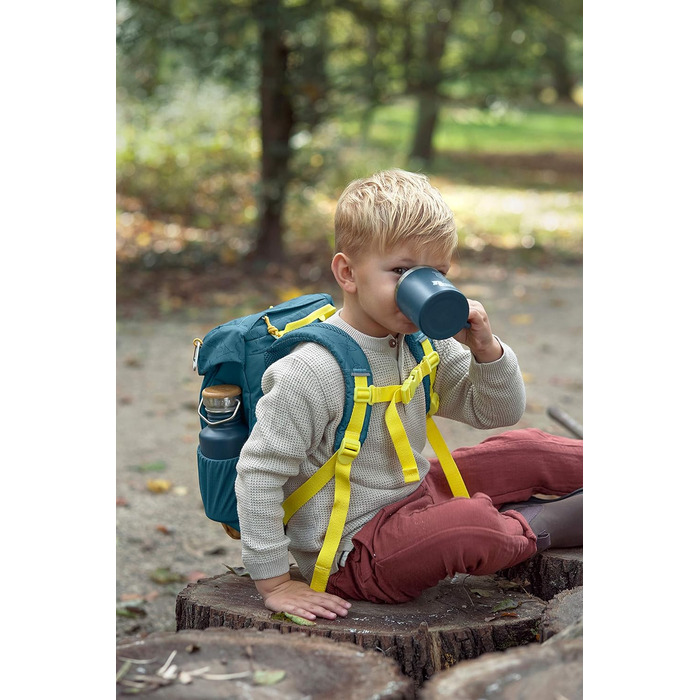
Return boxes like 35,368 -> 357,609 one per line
331,252 -> 357,294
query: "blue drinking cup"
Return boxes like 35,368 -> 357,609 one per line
395,266 -> 470,339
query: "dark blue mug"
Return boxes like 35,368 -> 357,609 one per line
395,266 -> 470,339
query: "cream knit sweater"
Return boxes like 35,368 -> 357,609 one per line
235,311 -> 526,583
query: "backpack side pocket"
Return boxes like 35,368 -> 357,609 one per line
197,445 -> 241,536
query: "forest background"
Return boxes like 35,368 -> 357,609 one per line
115,0 -> 583,317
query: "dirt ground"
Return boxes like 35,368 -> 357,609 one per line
116,259 -> 583,641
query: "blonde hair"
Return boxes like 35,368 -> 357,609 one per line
334,169 -> 458,259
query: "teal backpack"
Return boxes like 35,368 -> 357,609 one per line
193,293 -> 469,592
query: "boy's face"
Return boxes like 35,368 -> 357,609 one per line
339,242 -> 453,338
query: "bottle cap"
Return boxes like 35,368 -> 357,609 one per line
202,384 -> 241,413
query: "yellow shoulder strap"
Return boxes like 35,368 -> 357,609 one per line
426,416 -> 470,498
419,338 -> 470,499
282,374 -> 368,593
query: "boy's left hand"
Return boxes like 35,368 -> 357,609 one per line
453,299 -> 503,363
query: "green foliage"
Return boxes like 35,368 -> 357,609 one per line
116,79 -> 259,232
116,0 -> 583,264
117,73 -> 582,269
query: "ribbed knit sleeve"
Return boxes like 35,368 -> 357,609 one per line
432,336 -> 526,428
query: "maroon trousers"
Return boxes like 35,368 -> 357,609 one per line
326,429 -> 583,604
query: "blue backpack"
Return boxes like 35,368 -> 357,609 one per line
193,293 -> 469,591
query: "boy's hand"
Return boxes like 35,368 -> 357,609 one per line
255,573 -> 352,621
453,299 -> 503,363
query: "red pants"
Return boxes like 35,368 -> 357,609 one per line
326,429 -> 583,604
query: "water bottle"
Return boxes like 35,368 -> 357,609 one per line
198,384 -> 248,460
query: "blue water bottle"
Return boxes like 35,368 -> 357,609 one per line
198,385 -> 248,460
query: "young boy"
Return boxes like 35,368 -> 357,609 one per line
235,169 -> 583,621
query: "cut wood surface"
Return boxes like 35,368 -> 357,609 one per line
498,547 -> 583,600
420,635 -> 583,700
176,569 -> 547,686
117,627 -> 414,699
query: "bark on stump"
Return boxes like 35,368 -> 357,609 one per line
498,547 -> 583,601
541,586 -> 583,642
420,635 -> 583,700
176,569 -> 546,688
117,628 -> 413,699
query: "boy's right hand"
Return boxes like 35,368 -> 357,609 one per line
255,573 -> 352,621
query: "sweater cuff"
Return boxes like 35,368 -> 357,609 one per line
471,335 -> 504,364
469,337 -> 520,379
244,556 -> 291,582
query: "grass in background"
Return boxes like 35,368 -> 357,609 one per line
340,100 -> 582,155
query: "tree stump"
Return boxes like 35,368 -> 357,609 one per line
498,547 -> 583,600
117,627 -> 413,699
541,586 -> 583,642
176,569 -> 546,687
420,635 -> 583,700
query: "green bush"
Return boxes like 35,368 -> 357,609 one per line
117,80 -> 260,231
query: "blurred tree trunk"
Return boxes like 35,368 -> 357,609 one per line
543,31 -> 575,102
253,1 -> 294,261
411,91 -> 441,165
409,0 -> 461,164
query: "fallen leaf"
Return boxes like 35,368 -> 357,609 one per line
509,313 -> 534,325
133,461 -> 167,473
116,498 -> 129,507
468,588 -> 493,598
279,287 -> 305,302
156,525 -> 174,535
492,598 -> 520,613
224,564 -> 250,577
271,611 -> 316,627
116,603 -> 147,618
147,479 -> 173,493
149,567 -> 186,585
253,669 -> 286,686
